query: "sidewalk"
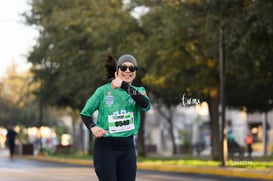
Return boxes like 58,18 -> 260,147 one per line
15,154 -> 273,181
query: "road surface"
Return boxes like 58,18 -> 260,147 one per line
0,149 -> 264,181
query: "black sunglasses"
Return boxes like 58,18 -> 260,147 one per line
118,65 -> 137,72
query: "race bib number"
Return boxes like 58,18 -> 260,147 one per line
108,112 -> 134,133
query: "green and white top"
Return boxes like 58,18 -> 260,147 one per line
80,83 -> 150,137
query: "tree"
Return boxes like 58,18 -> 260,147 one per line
0,64 -> 40,127
132,0 -> 256,159
24,0 -> 141,109
131,0 -> 220,156
225,1 -> 273,155
225,0 -> 273,112
24,0 -> 149,155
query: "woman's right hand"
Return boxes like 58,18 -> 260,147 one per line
90,126 -> 107,138
111,72 -> 122,89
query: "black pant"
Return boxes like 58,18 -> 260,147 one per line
7,140 -> 15,156
247,144 -> 252,156
93,136 -> 136,181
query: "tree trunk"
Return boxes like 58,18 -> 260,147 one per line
167,116 -> 177,155
165,107 -> 176,155
137,111 -> 146,156
208,89 -> 221,160
71,109 -> 80,152
79,122 -> 84,152
263,112 -> 268,156
157,106 -> 177,155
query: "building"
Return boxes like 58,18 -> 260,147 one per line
144,102 -> 273,156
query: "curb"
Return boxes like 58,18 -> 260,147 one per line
18,156 -> 273,180
137,163 -> 273,180
17,156 -> 93,166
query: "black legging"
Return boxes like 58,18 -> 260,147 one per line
93,136 -> 136,181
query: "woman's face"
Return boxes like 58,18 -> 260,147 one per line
117,61 -> 137,84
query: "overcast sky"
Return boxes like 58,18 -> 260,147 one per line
0,0 -> 38,78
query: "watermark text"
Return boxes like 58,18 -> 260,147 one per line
181,93 -> 200,106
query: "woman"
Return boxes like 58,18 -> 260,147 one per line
245,133 -> 253,158
80,53 -> 150,181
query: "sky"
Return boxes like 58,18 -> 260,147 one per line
0,0 -> 38,78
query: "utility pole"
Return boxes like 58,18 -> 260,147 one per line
219,24 -> 227,166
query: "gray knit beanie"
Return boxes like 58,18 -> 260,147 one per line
116,54 -> 137,69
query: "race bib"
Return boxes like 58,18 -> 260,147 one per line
108,112 -> 134,133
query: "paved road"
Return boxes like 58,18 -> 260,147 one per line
0,149 -> 265,181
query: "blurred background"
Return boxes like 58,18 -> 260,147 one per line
0,0 -> 272,162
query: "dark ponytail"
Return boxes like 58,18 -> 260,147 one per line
104,53 -> 117,79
